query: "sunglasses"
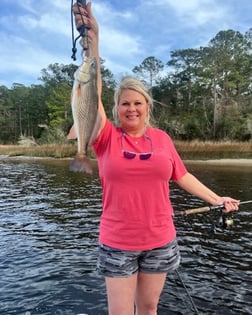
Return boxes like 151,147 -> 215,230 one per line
121,132 -> 153,160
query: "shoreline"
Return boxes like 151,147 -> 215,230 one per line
1,155 -> 252,166
184,158 -> 252,166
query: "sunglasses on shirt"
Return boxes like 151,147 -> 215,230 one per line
121,132 -> 153,160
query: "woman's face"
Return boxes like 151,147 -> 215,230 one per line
117,89 -> 150,136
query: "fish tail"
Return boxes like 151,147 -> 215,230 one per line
69,153 -> 93,174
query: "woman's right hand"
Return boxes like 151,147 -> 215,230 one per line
72,2 -> 99,42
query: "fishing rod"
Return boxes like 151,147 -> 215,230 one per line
175,270 -> 200,315
174,200 -> 252,313
175,200 -> 252,216
71,0 -> 90,60
176,200 -> 252,233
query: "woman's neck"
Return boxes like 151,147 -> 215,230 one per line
122,127 -> 146,137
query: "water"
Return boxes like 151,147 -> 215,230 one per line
0,157 -> 251,315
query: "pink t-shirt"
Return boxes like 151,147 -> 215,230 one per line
93,119 -> 187,250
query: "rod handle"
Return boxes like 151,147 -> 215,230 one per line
175,200 -> 252,216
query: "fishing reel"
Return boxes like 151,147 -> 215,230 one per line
209,210 -> 234,234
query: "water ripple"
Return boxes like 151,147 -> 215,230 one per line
0,159 -> 251,315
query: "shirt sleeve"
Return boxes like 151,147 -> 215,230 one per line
168,136 -> 188,181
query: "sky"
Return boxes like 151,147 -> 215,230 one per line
0,0 -> 251,88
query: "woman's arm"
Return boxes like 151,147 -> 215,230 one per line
175,172 -> 240,213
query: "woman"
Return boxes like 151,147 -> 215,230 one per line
73,3 -> 239,315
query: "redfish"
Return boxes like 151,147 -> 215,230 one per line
67,56 -> 98,174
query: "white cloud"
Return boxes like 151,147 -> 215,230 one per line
17,12 -> 70,36
100,27 -> 142,57
0,31 -> 69,87
0,0 -> 251,87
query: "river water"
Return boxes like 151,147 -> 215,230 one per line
0,157 -> 251,315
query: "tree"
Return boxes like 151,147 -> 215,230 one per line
209,30 -> 251,97
0,85 -> 16,143
100,58 -> 116,120
46,82 -> 72,131
1,27 -> 251,144
27,84 -> 49,138
167,48 -> 201,112
132,56 -> 164,92
200,30 -> 252,137
10,84 -> 30,139
161,29 -> 252,139
39,63 -> 78,88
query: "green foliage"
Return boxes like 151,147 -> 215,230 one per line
0,85 -> 16,143
46,82 -> 72,131
39,63 -> 77,87
38,127 -> 67,145
100,58 -> 116,120
0,28 -> 251,144
133,56 -> 164,90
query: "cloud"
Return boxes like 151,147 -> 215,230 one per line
0,30 -> 69,87
0,0 -> 73,86
0,0 -> 251,87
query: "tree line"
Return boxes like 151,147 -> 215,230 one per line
0,28 -> 251,144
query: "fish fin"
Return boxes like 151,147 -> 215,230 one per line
69,154 -> 93,174
88,114 -> 102,146
67,86 -> 79,140
67,125 -> 77,140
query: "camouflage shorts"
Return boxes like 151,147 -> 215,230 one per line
97,238 -> 180,277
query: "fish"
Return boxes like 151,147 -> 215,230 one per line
67,55 -> 98,174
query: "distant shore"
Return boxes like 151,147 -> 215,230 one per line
1,154 -> 251,167
184,159 -> 252,166
0,142 -> 251,166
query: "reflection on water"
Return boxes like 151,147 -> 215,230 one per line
0,157 -> 251,315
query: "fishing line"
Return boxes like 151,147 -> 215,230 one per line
71,0 -> 87,60
175,269 -> 200,315
71,0 -> 80,60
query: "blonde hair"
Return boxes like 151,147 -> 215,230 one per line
112,77 -> 154,126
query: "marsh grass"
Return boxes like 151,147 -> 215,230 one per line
0,141 -> 251,159
174,140 -> 252,159
0,144 -> 77,159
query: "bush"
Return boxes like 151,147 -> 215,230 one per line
38,127 -> 67,145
